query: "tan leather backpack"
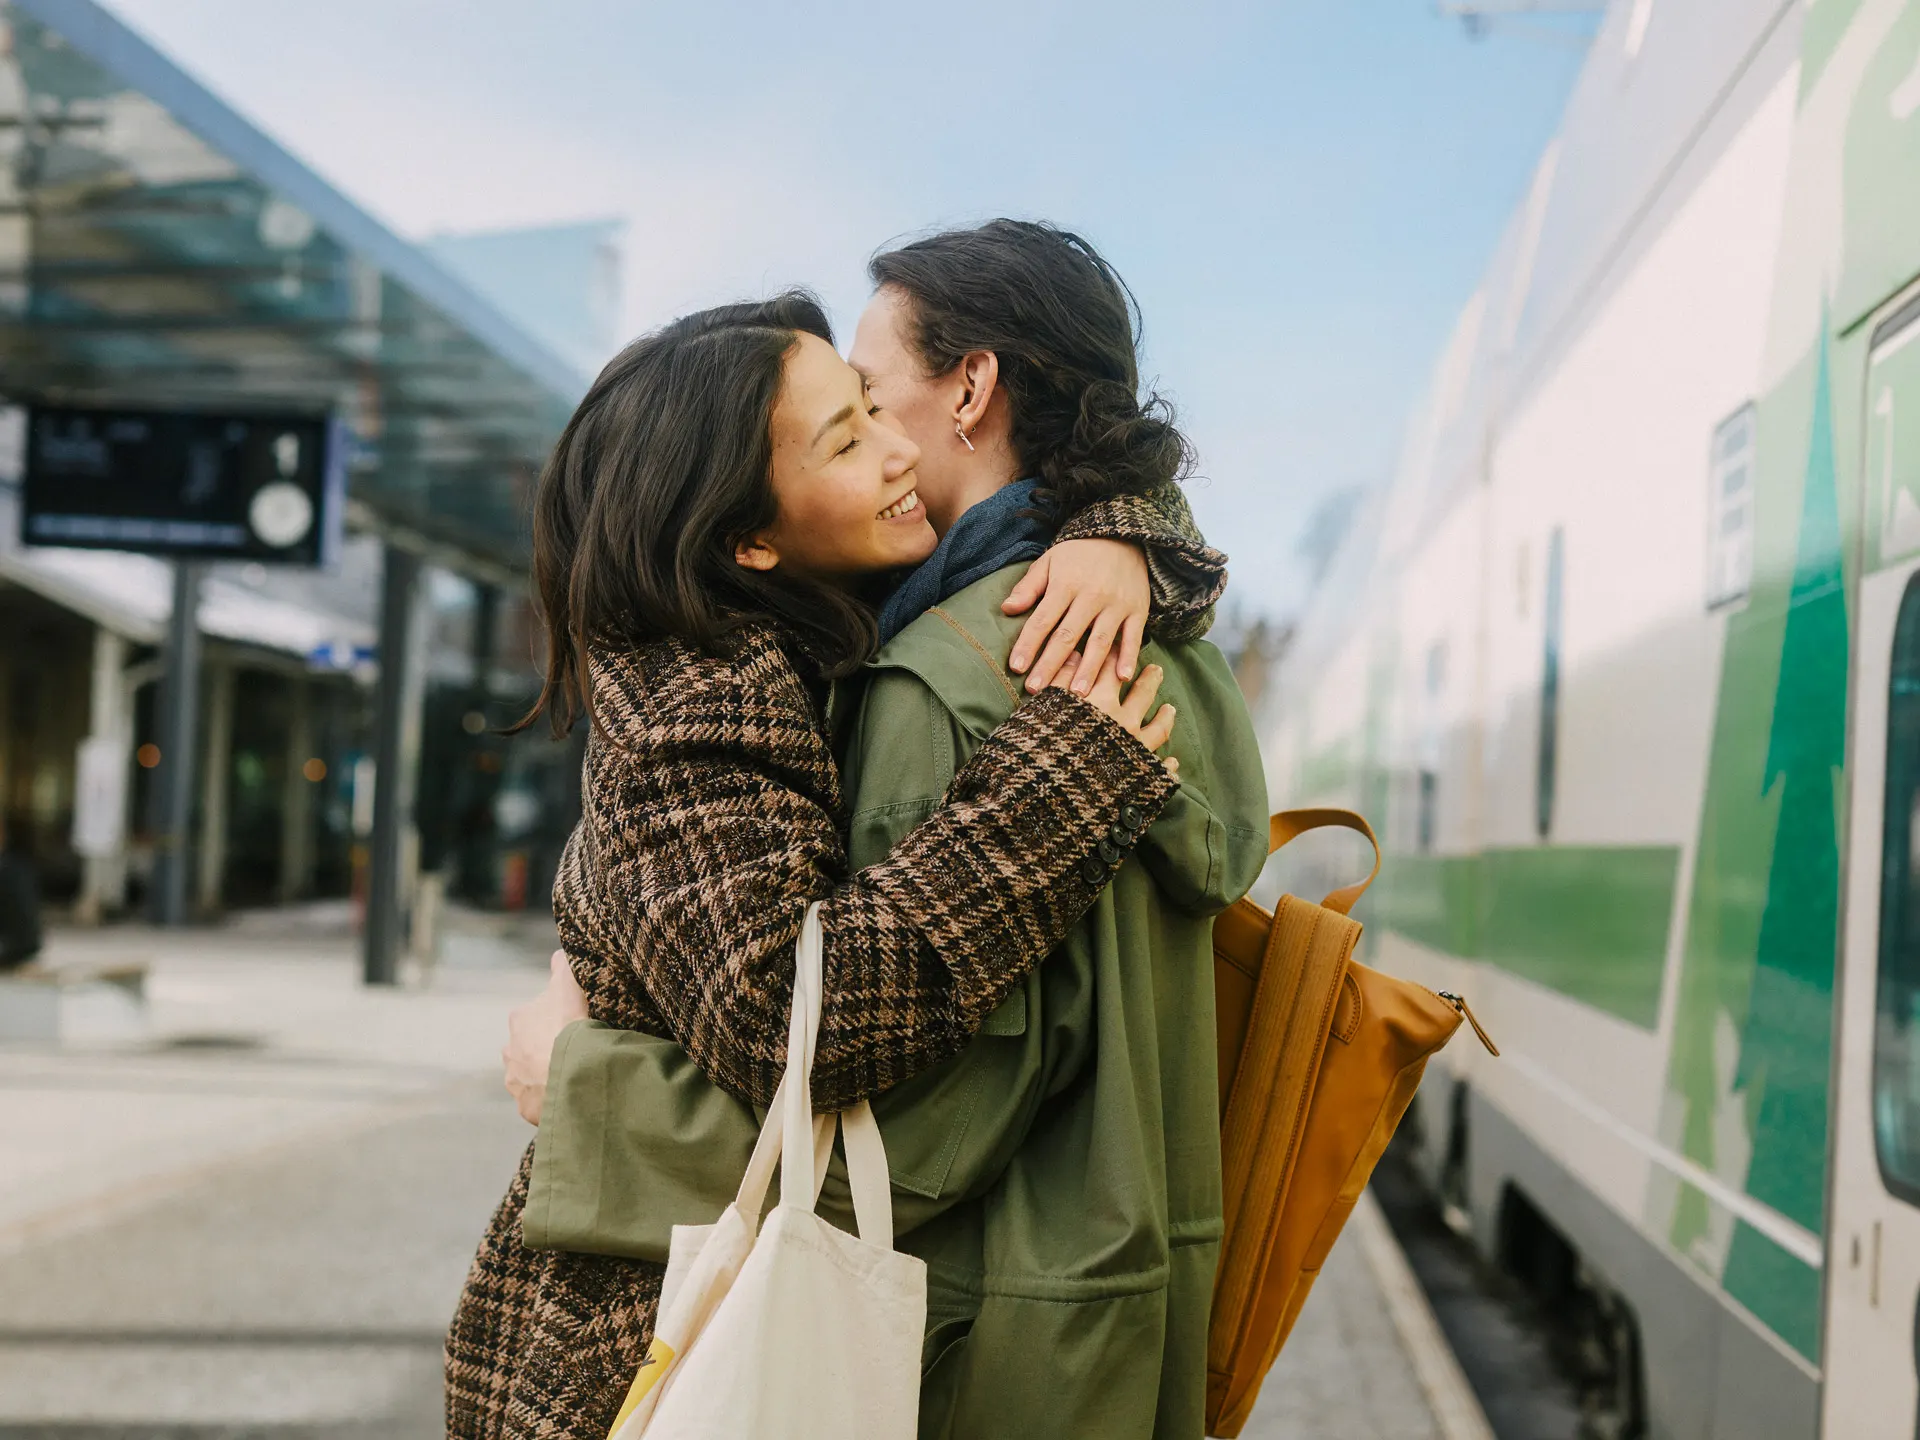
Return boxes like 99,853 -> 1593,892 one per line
1206,808 -> 1498,1438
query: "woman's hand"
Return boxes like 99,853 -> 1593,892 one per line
503,950 -> 590,1127
1004,539 -> 1150,695
1051,652 -> 1179,776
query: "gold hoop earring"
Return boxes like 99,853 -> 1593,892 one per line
956,424 -> 975,452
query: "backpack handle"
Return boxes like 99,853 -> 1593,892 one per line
1267,808 -> 1381,917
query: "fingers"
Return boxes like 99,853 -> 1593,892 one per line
1139,701 -> 1177,752
1082,650 -> 1126,712
1074,610 -> 1122,697
1001,553 -> 1051,618
1117,615 -> 1145,683
1025,595 -> 1099,693
1116,663 -> 1165,728
1010,585 -> 1073,677
1163,756 -> 1181,779
1046,652 -> 1085,690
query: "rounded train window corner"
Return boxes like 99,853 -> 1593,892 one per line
1874,568 -> 1920,1205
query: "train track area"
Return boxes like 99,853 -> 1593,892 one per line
1371,1148 -> 1628,1440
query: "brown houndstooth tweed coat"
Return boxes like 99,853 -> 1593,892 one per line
445,496 -> 1224,1440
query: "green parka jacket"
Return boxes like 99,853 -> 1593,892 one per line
521,566 -> 1270,1438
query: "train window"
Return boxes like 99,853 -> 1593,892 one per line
1877,570 -> 1920,1204
1707,404 -> 1756,609
1419,641 -> 1445,852
1536,527 -> 1563,839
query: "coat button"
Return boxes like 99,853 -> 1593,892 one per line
1080,854 -> 1108,886
1119,803 -> 1144,831
1097,836 -> 1124,866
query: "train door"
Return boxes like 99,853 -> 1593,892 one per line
1826,297 -> 1920,1439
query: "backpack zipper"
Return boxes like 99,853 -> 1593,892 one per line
1434,990 -> 1500,1056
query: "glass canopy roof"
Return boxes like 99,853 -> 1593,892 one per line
0,0 -> 587,576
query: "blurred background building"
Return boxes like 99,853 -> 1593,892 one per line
425,220 -> 622,385
0,0 -> 618,968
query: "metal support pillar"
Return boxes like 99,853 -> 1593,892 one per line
75,627 -> 130,925
148,561 -> 204,926
455,582 -> 499,902
364,544 -> 420,986
470,582 -> 498,701
195,661 -> 235,918
278,675 -> 315,904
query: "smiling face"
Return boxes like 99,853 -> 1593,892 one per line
849,286 -> 975,535
850,285 -> 1022,537
735,331 -> 935,584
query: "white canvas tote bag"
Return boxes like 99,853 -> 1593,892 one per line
607,902 -> 928,1439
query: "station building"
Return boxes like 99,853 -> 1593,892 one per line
0,0 -> 607,968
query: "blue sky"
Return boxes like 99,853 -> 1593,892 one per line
107,0 -> 1590,619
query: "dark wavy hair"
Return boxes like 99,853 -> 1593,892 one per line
868,219 -> 1193,516
517,291 -> 878,738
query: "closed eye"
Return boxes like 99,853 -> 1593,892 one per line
837,403 -> 885,457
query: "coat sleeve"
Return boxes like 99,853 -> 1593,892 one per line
523,1021 -> 758,1260
1051,482 -> 1227,643
594,681 -> 1174,1112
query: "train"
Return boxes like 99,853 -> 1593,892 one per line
1257,1 -> 1920,1435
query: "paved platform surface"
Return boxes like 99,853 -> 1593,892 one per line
0,910 -> 1487,1438
1246,1192 -> 1493,1440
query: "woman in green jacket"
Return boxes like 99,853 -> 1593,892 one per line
497,223 -> 1271,1438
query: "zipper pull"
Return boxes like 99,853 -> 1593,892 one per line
1437,991 -> 1500,1056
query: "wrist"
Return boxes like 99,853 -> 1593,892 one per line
1018,687 -> 1177,815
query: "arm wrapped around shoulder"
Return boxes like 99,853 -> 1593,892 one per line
1054,483 -> 1226,643
587,651 -> 1176,1114
826,686 -> 1177,1095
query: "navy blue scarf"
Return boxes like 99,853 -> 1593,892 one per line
874,479 -> 1051,645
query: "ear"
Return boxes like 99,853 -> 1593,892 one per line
734,534 -> 780,572
954,350 -> 1001,435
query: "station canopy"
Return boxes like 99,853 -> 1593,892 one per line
0,0 -> 587,577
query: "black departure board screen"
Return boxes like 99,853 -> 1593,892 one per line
21,406 -> 345,566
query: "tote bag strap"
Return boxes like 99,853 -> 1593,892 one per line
837,1102 -> 893,1249
731,901 -> 898,1249
728,1071 -> 835,1221
779,904 -> 826,1210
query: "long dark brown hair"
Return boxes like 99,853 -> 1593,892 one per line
869,219 -> 1193,517
517,292 -> 877,738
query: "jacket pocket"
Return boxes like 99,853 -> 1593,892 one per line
918,1317 -> 974,1440
978,986 -> 1027,1036
871,979 -> 1036,1205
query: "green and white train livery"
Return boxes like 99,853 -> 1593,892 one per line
1261,1 -> 1920,1435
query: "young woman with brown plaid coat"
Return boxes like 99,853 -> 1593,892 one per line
446,278 -> 1223,1438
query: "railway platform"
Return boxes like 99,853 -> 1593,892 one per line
1243,1191 -> 1495,1440
0,909 -> 1494,1438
